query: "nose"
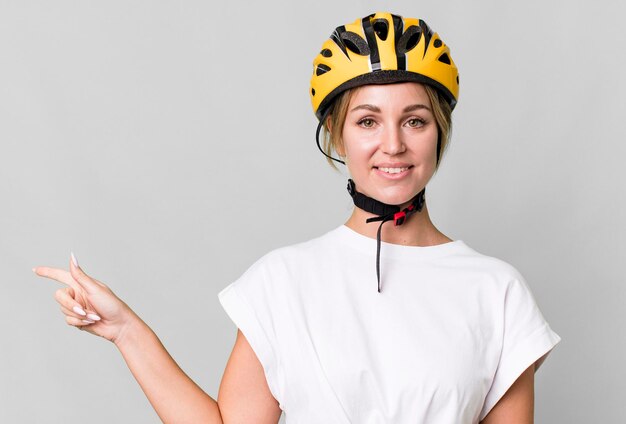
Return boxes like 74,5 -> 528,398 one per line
380,125 -> 405,156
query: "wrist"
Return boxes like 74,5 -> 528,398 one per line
113,310 -> 150,351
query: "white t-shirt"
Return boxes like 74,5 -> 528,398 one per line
218,225 -> 561,423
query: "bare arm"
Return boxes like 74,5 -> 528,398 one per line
114,322 -> 282,423
480,363 -> 535,424
114,313 -> 223,423
34,254 -> 281,424
217,329 -> 282,423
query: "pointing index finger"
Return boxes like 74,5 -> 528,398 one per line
33,266 -> 82,292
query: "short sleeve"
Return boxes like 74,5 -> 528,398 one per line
217,259 -> 282,404
479,276 -> 562,421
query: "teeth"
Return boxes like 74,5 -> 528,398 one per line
379,167 -> 409,174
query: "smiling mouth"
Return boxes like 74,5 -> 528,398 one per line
374,166 -> 413,174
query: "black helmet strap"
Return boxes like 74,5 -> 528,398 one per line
315,107 -> 345,165
346,179 -> 426,293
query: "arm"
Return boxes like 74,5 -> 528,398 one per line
34,254 -> 281,424
114,313 -> 223,423
115,322 -> 283,424
217,329 -> 283,423
480,363 -> 535,424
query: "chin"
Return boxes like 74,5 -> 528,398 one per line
375,189 -> 421,206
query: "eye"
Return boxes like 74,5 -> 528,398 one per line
405,118 -> 425,128
358,118 -> 376,128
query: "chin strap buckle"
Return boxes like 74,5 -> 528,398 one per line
393,211 -> 407,226
394,203 -> 417,226
347,179 -> 356,196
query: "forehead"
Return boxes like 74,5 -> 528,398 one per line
348,82 -> 431,110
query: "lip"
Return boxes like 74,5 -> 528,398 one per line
373,164 -> 414,180
374,162 -> 413,168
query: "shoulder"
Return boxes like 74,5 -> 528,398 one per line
453,241 -> 527,286
250,226 -> 342,269
232,226 -> 342,285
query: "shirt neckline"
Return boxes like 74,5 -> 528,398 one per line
331,224 -> 468,260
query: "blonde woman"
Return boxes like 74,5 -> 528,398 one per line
34,11 -> 561,424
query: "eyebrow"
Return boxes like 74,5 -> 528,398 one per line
349,103 -> 432,113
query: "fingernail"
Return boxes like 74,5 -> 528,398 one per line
82,319 -> 95,324
32,267 -> 37,273
73,306 -> 87,316
71,251 -> 79,268
86,313 -> 101,321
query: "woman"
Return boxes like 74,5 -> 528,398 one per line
33,12 -> 561,423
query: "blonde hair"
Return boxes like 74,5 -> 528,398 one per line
321,84 -> 453,171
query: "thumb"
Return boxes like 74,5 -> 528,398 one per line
69,252 -> 103,294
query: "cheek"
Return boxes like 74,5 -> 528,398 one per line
343,141 -> 377,170
421,138 -> 438,160
412,130 -> 439,163
343,144 -> 374,180
341,128 -> 375,161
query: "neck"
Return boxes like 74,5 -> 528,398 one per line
344,201 -> 452,246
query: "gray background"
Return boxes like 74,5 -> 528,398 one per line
1,0 -> 624,422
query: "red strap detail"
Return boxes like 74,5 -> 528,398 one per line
394,211 -> 406,226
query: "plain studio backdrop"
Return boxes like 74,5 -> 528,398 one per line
1,0 -> 624,422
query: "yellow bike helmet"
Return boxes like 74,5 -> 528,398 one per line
310,12 -> 459,120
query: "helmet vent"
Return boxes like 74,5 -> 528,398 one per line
372,19 -> 389,41
340,31 -> 371,56
438,53 -> 451,65
316,63 -> 331,76
311,14 -> 460,119
397,26 -> 422,54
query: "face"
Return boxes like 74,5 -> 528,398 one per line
338,82 -> 439,206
